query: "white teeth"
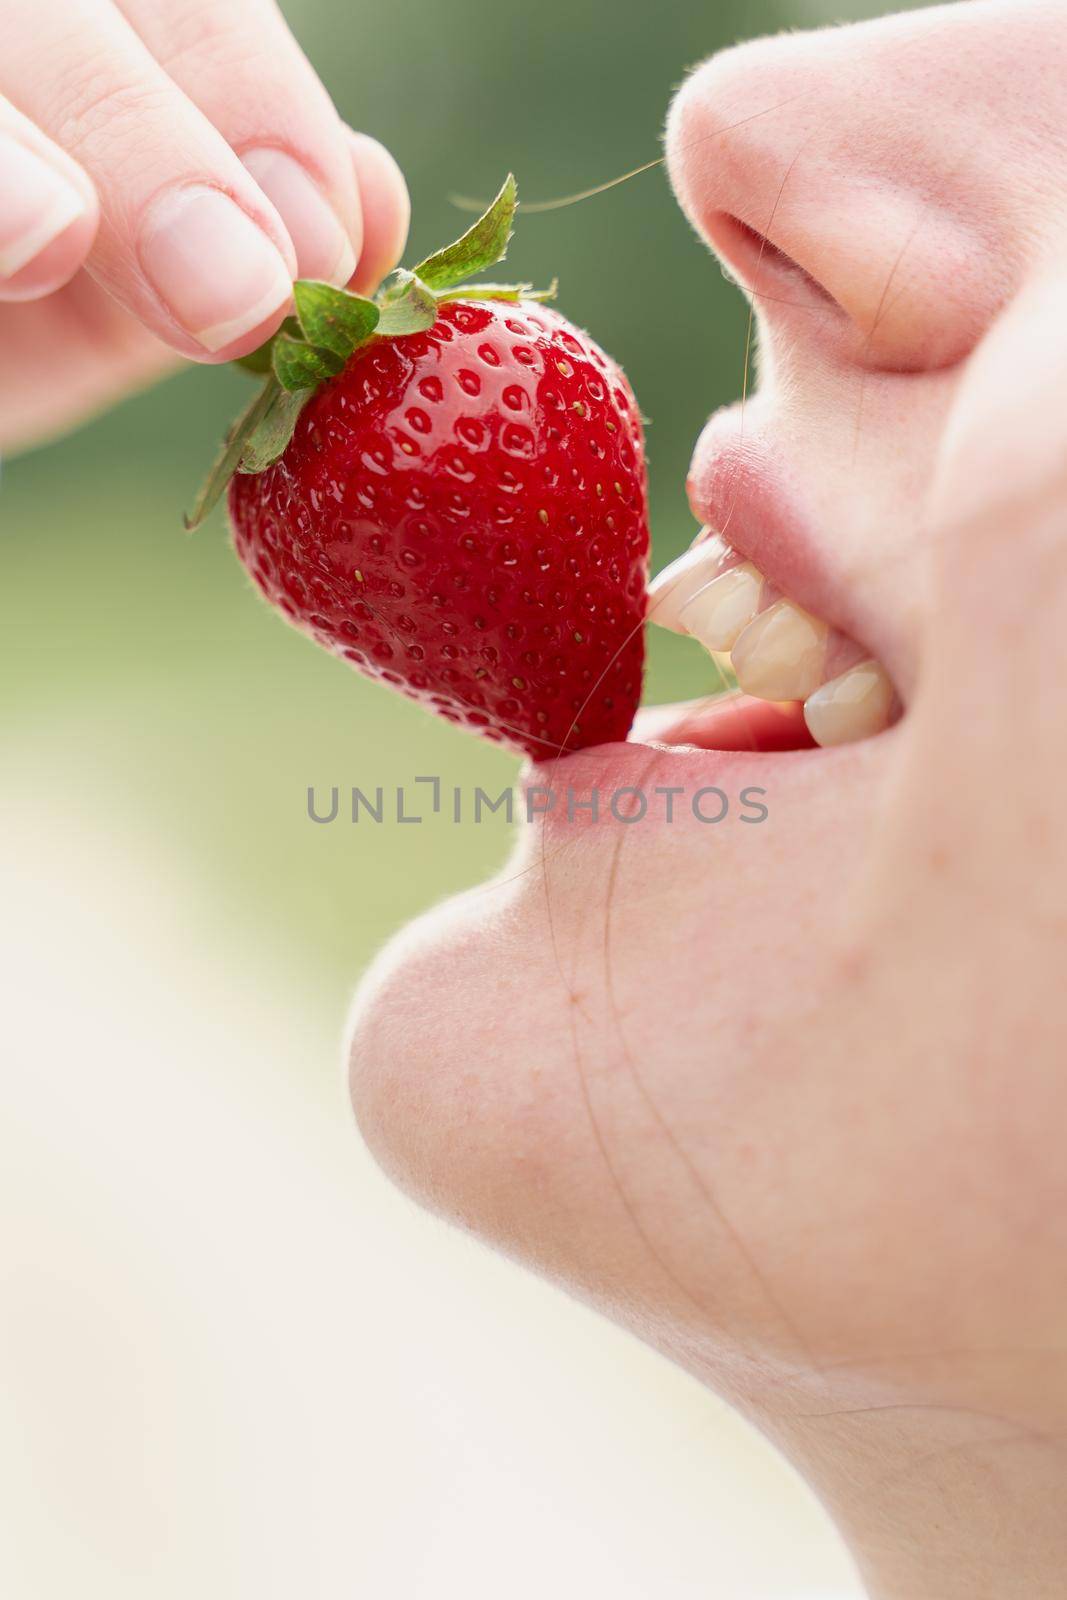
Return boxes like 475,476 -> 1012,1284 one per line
680,563 -> 763,652
645,532 -> 733,633
803,659 -> 894,747
648,535 -> 895,744
731,599 -> 828,701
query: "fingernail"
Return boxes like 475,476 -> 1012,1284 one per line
0,136 -> 87,278
140,185 -> 293,352
241,148 -> 357,285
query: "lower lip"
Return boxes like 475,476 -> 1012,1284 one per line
522,702 -> 894,845
524,696 -> 824,815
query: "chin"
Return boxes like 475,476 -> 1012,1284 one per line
346,873 -> 577,1238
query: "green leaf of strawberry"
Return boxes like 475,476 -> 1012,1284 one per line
237,383 -> 315,473
183,378 -> 281,531
272,332 -> 343,392
375,271 -> 438,335
411,172 -> 517,291
293,280 -> 380,358
232,343 -> 276,378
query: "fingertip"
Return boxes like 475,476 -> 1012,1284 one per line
344,130 -> 410,294
0,138 -> 99,302
183,296 -> 292,366
0,206 -> 98,302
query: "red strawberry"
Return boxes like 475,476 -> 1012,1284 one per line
187,177 -> 649,758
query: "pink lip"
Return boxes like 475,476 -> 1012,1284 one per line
523,721 -> 826,821
685,409 -> 858,645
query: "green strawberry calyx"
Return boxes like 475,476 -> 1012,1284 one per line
185,174 -> 556,530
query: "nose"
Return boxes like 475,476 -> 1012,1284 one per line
665,19 -> 1005,373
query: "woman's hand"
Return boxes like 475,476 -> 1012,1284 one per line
0,0 -> 409,452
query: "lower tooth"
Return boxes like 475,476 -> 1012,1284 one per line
803,659 -> 894,747
731,600 -> 828,701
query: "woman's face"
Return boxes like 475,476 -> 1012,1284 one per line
350,3 -> 1067,1586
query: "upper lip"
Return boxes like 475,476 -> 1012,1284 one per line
684,404 -> 897,684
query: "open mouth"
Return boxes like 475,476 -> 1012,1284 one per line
631,417 -> 903,757
630,687 -> 816,754
646,529 -> 898,752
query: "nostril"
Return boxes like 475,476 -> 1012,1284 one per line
716,213 -> 839,309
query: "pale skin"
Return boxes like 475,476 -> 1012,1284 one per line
0,0 -> 409,453
347,4 -> 1067,1598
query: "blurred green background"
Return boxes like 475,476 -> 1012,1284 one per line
1,0 -> 926,1010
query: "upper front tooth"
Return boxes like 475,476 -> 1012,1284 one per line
679,562 -> 763,652
731,599 -> 828,701
646,534 -> 736,635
